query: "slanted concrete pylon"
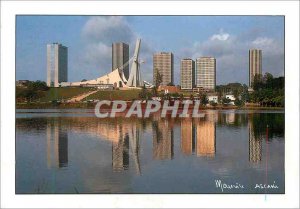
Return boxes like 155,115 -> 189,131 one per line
127,39 -> 142,87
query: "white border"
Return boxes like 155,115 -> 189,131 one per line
1,1 -> 299,208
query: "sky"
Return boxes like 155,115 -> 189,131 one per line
16,15 -> 284,85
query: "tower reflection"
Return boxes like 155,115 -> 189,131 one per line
112,134 -> 129,171
112,122 -> 141,174
248,117 -> 262,163
180,119 -> 196,155
152,119 -> 174,160
179,116 -> 216,158
195,119 -> 216,157
46,119 -> 68,168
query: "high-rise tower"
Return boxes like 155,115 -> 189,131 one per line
112,42 -> 129,80
249,49 -> 262,88
196,57 -> 216,91
47,43 -> 68,87
180,58 -> 195,90
153,52 -> 174,86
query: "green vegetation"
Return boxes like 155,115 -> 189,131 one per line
16,80 -> 49,102
251,113 -> 284,139
200,94 -> 208,106
16,81 -> 95,102
40,87 -> 95,102
216,73 -> 284,108
154,69 -> 163,87
216,82 -> 245,98
139,86 -> 153,101
86,89 -> 141,101
250,73 -> 284,107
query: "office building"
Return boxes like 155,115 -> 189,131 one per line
112,42 -> 129,80
47,43 -> 68,87
249,49 -> 262,88
196,57 -> 216,91
153,52 -> 174,86
180,58 -> 195,90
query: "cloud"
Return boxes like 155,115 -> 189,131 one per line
210,29 -> 230,41
73,16 -> 155,82
82,16 -> 135,44
252,37 -> 274,46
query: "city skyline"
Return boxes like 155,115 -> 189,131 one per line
16,16 -> 284,85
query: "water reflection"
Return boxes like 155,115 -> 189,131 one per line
152,119 -> 174,160
196,119 -> 216,157
248,117 -> 262,163
16,110 -> 285,193
180,119 -> 196,155
46,119 -> 68,168
112,134 -> 129,171
20,111 -> 284,169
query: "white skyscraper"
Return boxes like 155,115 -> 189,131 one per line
47,43 -> 68,87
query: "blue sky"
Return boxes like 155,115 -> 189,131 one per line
16,16 -> 284,85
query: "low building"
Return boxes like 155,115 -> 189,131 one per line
225,94 -> 236,101
158,86 -> 180,94
208,95 -> 218,103
224,94 -> 236,105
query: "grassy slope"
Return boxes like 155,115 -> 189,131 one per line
23,87 -> 94,102
86,89 -> 141,101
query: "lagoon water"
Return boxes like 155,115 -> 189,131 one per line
16,109 -> 284,194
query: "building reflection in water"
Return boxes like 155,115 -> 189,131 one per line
46,119 -> 68,168
180,119 -> 196,155
196,119 -> 216,157
226,112 -> 235,124
248,118 -> 262,163
112,134 -> 129,171
179,117 -> 216,157
152,119 -> 174,160
112,122 -> 141,174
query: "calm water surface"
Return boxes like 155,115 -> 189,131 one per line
16,109 -> 284,194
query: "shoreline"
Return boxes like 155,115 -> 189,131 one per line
16,102 -> 284,111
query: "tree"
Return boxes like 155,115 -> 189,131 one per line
241,84 -> 250,102
249,73 -> 284,107
234,99 -> 244,107
151,86 -> 158,97
81,79 -> 87,82
263,72 -> 273,89
200,94 -> 208,105
190,94 -> 194,101
222,97 -> 231,105
154,69 -> 163,87
209,101 -> 217,107
179,93 -> 184,101
139,86 -> 148,101
27,80 -> 49,91
253,74 -> 263,91
16,80 -> 49,102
